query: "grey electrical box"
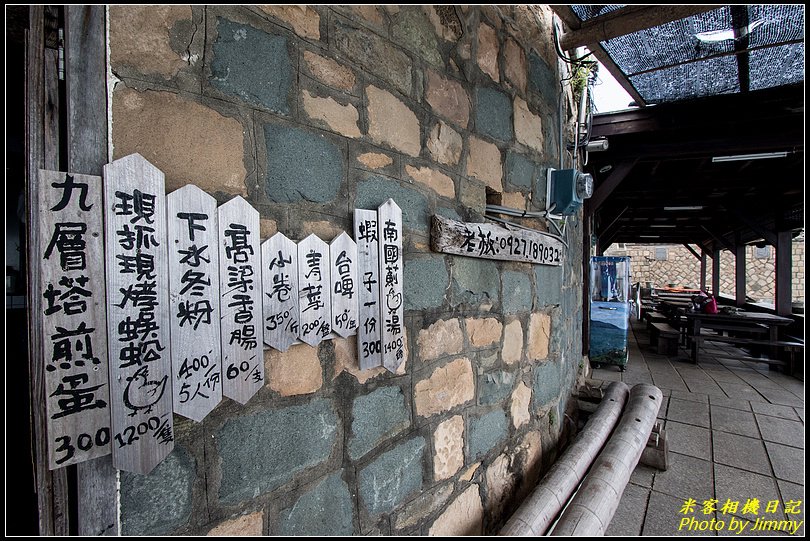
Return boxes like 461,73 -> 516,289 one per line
548,169 -> 593,215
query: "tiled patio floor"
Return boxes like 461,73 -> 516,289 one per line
590,319 -> 805,536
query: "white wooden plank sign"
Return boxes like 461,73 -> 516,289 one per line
39,170 -> 111,469
378,199 -> 406,373
297,234 -> 332,346
103,154 -> 174,474
167,185 -> 222,421
329,232 -> 359,338
431,215 -> 565,266
353,209 -> 382,369
261,232 -> 300,352
218,197 -> 264,405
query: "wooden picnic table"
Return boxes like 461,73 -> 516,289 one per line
683,310 -> 795,367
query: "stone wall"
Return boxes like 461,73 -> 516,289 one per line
606,237 -> 805,304
109,5 -> 583,535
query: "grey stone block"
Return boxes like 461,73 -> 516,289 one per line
278,472 -> 354,536
714,463 -> 780,508
478,370 -> 515,406
710,405 -> 760,438
765,442 -> 804,484
528,52 -> 557,101
450,257 -> 499,307
751,402 -> 801,421
605,483 -> 649,536
755,415 -> 804,449
263,122 -> 345,203
475,87 -> 512,142
712,431 -> 770,476
467,410 -> 508,462
349,386 -> 411,460
356,175 -> 430,232
501,271 -> 532,314
652,452 -> 714,502
664,421 -> 711,460
642,490 -> 715,536
667,398 -> 710,428
211,18 -> 292,114
534,265 -> 562,307
216,398 -> 338,504
121,447 -> 194,535
358,437 -> 426,516
403,256 -> 448,311
504,152 -> 536,190
532,360 -> 560,409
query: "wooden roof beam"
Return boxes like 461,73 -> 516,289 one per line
557,5 -> 723,51
550,6 -> 647,107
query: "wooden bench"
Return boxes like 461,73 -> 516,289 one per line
644,311 -> 668,331
650,322 -> 679,355
694,333 -> 804,372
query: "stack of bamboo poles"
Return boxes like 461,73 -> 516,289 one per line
500,382 -> 663,536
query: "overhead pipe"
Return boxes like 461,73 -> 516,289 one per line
550,384 -> 663,535
500,381 -> 630,536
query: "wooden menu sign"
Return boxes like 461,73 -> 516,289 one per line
354,209 -> 382,369
39,170 -> 111,469
218,197 -> 264,405
329,232 -> 359,338
378,199 -> 405,373
103,154 -> 174,475
167,185 -> 222,421
297,234 -> 332,346
431,215 -> 564,266
261,232 -> 300,352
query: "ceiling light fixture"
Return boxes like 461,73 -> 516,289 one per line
639,235 -> 660,239
695,19 -> 764,43
711,152 -> 789,163
650,225 -> 677,228
663,206 -> 704,211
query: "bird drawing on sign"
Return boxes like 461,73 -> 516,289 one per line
123,366 -> 168,416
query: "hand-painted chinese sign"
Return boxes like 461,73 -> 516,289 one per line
39,153 -> 411,473
39,170 -> 111,470
431,215 -> 565,266
261,233 -> 300,352
330,232 -> 359,338
378,199 -> 405,373
218,197 -> 263,405
353,209 -> 382,370
167,185 -> 222,421
103,154 -> 174,474
297,234 -> 332,346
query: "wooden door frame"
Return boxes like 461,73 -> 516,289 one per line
26,6 -> 118,535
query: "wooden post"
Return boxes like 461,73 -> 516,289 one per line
711,248 -> 721,298
775,231 -> 792,317
735,243 -> 747,307
500,382 -> 630,535
26,5 -> 70,534
65,4 -> 119,534
550,385 -> 663,535
582,215 -> 592,355
699,250 -> 707,292
558,5 -> 722,50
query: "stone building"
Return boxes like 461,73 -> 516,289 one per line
105,5 -> 583,535
606,234 -> 805,305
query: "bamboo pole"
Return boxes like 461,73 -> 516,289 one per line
550,384 -> 663,535
500,381 -> 630,536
